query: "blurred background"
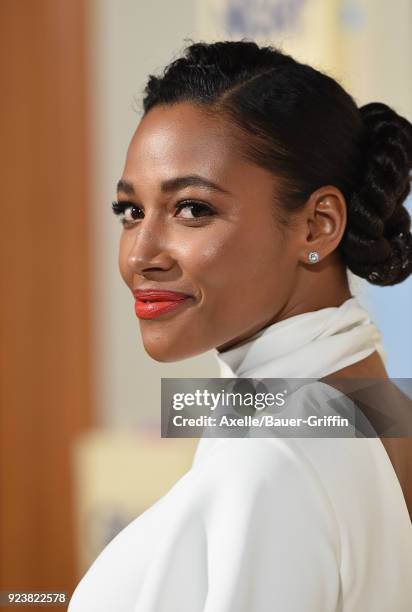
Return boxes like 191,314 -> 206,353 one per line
1,0 -> 411,608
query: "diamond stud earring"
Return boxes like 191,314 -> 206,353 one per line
308,251 -> 320,263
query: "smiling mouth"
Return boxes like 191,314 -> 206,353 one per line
134,296 -> 193,319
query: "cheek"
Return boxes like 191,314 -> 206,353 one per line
183,224 -> 288,344
117,218 -> 287,306
118,231 -> 133,288
193,222 -> 282,295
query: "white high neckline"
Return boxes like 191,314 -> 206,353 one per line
212,296 -> 386,379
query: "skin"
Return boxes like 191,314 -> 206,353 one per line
117,101 -> 411,520
118,101 -> 353,362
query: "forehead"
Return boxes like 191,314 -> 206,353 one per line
122,102 -> 273,192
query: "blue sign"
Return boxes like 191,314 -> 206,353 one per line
225,0 -> 307,37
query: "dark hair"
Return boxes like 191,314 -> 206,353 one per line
141,39 -> 412,286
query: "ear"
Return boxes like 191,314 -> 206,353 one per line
298,185 -> 347,265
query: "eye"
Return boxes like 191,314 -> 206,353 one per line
111,199 -> 215,226
174,200 -> 215,219
112,201 -> 143,226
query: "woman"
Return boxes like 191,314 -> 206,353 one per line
69,40 -> 412,611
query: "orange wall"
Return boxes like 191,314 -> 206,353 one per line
0,1 -> 93,607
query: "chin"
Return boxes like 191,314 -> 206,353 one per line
141,332 -> 198,363
144,346 -> 181,363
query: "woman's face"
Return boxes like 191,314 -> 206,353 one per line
117,102 -> 300,362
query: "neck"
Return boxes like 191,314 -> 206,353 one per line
218,260 -> 352,354
321,350 -> 388,381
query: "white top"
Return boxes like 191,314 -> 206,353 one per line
68,296 -> 412,611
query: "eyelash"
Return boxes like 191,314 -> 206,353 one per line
111,199 -> 215,226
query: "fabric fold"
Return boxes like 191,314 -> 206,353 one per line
213,296 -> 386,379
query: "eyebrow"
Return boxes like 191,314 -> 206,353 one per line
116,174 -> 231,196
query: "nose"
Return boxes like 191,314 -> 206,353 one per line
125,214 -> 175,276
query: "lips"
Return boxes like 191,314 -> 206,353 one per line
133,289 -> 193,320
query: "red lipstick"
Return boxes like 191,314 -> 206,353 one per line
133,289 -> 193,320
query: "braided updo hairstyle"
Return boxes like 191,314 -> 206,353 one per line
141,40 -> 412,286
